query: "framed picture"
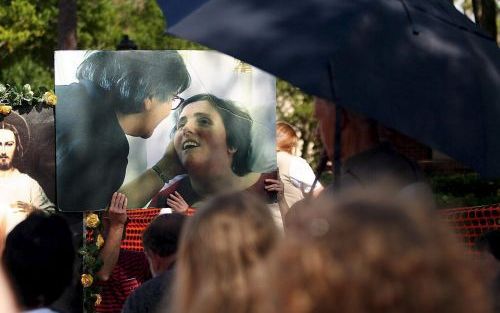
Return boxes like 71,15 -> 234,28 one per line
55,50 -> 276,212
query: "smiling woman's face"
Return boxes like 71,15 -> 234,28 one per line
174,100 -> 235,173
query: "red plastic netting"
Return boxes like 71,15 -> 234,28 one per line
114,205 -> 500,252
120,208 -> 161,251
439,204 -> 500,250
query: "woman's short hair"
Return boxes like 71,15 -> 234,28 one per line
171,192 -> 279,313
175,94 -> 253,176
76,51 -> 191,114
276,121 -> 298,153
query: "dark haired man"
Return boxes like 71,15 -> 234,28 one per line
2,212 -> 75,313
56,51 -> 191,212
0,116 -> 55,235
122,213 -> 186,313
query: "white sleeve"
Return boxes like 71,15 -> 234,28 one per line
29,178 -> 55,212
289,157 -> 322,193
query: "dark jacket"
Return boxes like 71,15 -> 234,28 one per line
56,81 -> 129,211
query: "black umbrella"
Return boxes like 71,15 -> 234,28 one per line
157,0 -> 500,177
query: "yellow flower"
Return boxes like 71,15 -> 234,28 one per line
93,293 -> 102,306
0,105 -> 12,116
96,234 -> 104,248
81,274 -> 94,288
85,213 -> 100,229
42,91 -> 57,106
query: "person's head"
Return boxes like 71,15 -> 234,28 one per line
268,194 -> 489,313
2,212 -> 75,310
0,119 -> 27,171
276,121 -> 298,154
171,192 -> 279,313
77,51 -> 191,138
0,113 -> 29,174
313,97 -> 378,161
173,94 -> 253,177
143,213 -> 186,277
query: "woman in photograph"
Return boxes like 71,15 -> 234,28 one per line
121,94 -> 282,213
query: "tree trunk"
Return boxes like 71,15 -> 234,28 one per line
58,0 -> 77,49
472,0 -> 498,42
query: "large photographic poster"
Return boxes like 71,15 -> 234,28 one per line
55,50 -> 276,212
0,108 -> 56,239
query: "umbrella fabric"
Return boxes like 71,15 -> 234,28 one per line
157,0 -> 500,177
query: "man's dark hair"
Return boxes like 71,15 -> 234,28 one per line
143,213 -> 186,257
76,51 -> 191,114
175,93 -> 253,176
2,212 -> 75,309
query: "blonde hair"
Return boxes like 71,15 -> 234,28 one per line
169,192 -> 279,313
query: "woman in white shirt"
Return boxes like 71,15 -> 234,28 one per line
276,121 -> 323,208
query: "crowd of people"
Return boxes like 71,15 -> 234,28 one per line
1,186 -> 498,313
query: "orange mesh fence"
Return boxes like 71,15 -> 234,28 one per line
439,204 -> 500,250
115,205 -> 500,252
120,208 -> 161,251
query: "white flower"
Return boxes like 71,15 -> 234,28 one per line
24,91 -> 34,100
0,84 -> 6,94
23,84 -> 31,93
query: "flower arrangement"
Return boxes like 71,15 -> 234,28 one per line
0,83 -> 57,118
80,211 -> 105,313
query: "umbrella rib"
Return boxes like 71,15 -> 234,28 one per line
398,0 -> 420,35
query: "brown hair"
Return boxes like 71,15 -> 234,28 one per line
276,121 -> 298,153
169,192 -> 279,313
267,194 -> 490,313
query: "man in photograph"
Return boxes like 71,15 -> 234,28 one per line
56,51 -> 191,212
0,113 -> 55,234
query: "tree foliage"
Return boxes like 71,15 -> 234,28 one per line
0,0 -> 58,87
276,80 -> 321,168
458,0 -> 499,42
0,0 -> 205,88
